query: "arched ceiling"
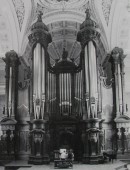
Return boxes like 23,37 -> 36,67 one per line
0,0 -> 130,92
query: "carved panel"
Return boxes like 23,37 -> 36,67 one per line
102,0 -> 113,25
12,0 -> 25,31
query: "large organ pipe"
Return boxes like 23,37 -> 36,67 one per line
59,74 -> 62,114
50,73 -> 52,113
41,47 -> 45,119
64,74 -> 66,108
69,74 -> 71,114
62,73 -> 64,113
88,41 -> 98,118
79,71 -> 82,115
8,67 -> 12,117
47,72 -> 49,114
66,73 -> 69,113
9,67 -> 12,103
36,43 -> 41,99
75,74 -> 78,113
88,41 -> 97,99
84,45 -> 90,118
66,73 -> 67,112
77,72 -> 80,113
42,47 -> 45,95
118,64 -> 122,114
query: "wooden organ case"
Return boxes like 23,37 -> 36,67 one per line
48,48 -> 84,161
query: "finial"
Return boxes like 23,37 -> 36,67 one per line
62,48 -> 68,60
85,1 -> 91,19
85,9 -> 91,19
36,10 -> 43,22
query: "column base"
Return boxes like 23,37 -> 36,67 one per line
28,155 -> 50,165
82,155 -> 104,164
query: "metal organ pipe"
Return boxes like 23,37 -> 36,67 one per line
88,41 -> 98,118
8,67 -> 12,117
66,73 -> 69,113
118,64 -> 122,114
61,73 -> 63,114
59,74 -> 62,114
69,73 -> 71,114
84,45 -> 90,118
64,73 -> 66,113
33,43 -> 46,119
41,47 -> 45,119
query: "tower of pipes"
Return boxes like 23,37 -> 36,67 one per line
77,8 -> 104,164
28,11 -> 52,164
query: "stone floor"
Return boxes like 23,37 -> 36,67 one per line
0,160 -> 129,170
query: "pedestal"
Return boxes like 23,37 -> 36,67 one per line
82,118 -> 104,164
28,119 -> 50,164
0,117 -> 17,160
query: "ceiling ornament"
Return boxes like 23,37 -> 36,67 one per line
12,0 -> 25,31
102,0 -> 113,26
39,0 -> 89,12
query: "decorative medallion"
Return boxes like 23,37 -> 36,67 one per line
12,0 -> 25,31
102,0 -> 113,25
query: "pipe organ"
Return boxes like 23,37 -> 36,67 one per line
1,8 -> 130,166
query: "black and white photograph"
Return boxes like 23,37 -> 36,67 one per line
0,0 -> 130,169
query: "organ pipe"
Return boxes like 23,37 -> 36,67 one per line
8,67 -> 12,117
88,41 -> 98,99
33,43 -> 46,119
84,46 -> 90,118
118,64 -> 122,114
88,41 -> 98,118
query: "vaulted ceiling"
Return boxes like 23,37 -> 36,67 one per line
0,0 -> 130,93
